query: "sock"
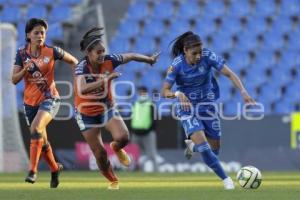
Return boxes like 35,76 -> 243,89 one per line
29,132 -> 43,173
212,149 -> 220,156
194,142 -> 227,180
42,143 -> 59,172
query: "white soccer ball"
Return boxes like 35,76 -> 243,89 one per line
236,166 -> 262,189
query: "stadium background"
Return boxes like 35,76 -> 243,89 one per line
0,0 -> 300,173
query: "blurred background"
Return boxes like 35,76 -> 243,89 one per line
0,0 -> 299,173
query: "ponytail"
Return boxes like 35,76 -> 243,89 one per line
170,31 -> 202,58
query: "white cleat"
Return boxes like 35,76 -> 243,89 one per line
184,140 -> 194,160
223,177 -> 235,190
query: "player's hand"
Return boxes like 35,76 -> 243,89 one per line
148,51 -> 161,65
241,90 -> 256,105
175,91 -> 192,111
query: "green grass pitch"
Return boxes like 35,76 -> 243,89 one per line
0,171 -> 299,200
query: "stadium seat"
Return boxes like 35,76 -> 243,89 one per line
253,0 -> 277,17
194,19 -> 216,38
57,0 -> 82,6
47,23 -> 64,42
9,0 -> 31,5
271,16 -> 294,35
210,33 -> 233,53
279,50 -> 300,68
25,5 -> 48,20
109,37 -> 131,53
219,16 -> 242,36
142,19 -> 166,38
126,1 -> 149,20
228,51 -> 250,71
234,31 -> 259,51
177,0 -> 200,20
273,99 -> 295,115
33,0 -> 55,5
203,0 -> 226,20
228,0 -> 251,17
0,6 -> 21,23
251,50 -> 276,69
168,18 -> 192,35
49,6 -> 73,23
280,0 -> 300,17
270,68 -> 291,86
244,16 -> 267,36
132,36 -> 156,54
286,31 -> 300,51
261,31 -> 286,51
117,19 -> 140,39
151,1 -> 175,20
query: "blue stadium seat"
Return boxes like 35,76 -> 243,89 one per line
132,36 -> 156,54
57,0 -> 81,6
234,31 -> 259,51
139,70 -> 163,92
142,19 -> 166,38
168,18 -> 191,34
286,31 -> 300,51
228,0 -> 251,17
253,0 -> 277,17
261,31 -> 285,51
25,5 -> 48,20
127,1 -> 149,20
273,98 -> 295,115
194,18 -> 216,38
49,6 -> 73,23
9,0 -> 30,5
109,36 -> 131,53
17,22 -> 26,42
153,53 -> 171,72
258,82 -> 282,103
177,0 -> 200,20
0,0 -> 9,4
280,0 -> 300,16
251,50 -> 276,69
279,50 -> 300,68
151,1 -> 175,20
271,16 -> 293,35
33,0 -> 55,5
47,23 -> 64,42
117,19 -> 140,39
228,51 -> 250,71
203,0 -> 226,19
244,70 -> 266,86
210,33 -> 233,53
270,68 -> 291,86
245,16 -> 267,35
219,16 -> 242,36
284,82 -> 300,102
0,6 -> 21,23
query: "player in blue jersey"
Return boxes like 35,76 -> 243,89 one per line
161,31 -> 255,190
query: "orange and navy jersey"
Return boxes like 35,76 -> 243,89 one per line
74,54 -> 123,116
14,43 -> 65,106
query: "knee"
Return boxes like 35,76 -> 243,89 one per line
30,124 -> 44,134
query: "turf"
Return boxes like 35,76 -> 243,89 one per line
0,171 -> 299,200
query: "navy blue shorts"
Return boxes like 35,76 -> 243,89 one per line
176,104 -> 221,140
75,108 -> 120,132
23,98 -> 61,126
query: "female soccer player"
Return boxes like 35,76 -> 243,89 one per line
74,27 -> 159,189
161,31 -> 255,190
11,18 -> 78,188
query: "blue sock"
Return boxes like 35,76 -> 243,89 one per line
194,142 -> 227,180
212,149 -> 219,156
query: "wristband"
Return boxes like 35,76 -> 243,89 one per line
174,91 -> 180,97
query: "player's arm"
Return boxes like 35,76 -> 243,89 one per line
76,73 -> 120,95
221,64 -> 255,104
161,82 -> 176,98
62,51 -> 78,67
11,65 -> 30,85
121,52 -> 160,65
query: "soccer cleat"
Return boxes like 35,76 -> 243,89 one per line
25,170 -> 37,184
223,177 -> 235,190
107,181 -> 119,190
184,140 -> 194,160
50,163 -> 63,188
110,142 -> 131,167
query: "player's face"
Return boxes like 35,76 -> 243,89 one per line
27,25 -> 46,46
88,42 -> 106,65
184,45 -> 202,65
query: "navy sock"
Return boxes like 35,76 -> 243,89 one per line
194,142 -> 227,180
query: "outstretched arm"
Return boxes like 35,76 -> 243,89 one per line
221,64 -> 255,104
121,52 -> 160,65
62,51 -> 78,67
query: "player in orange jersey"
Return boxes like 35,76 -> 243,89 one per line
11,18 -> 78,188
74,27 -> 159,189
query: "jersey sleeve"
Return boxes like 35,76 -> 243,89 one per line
14,50 -> 23,67
207,50 -> 225,71
74,60 -> 85,76
107,54 -> 123,68
53,46 -> 65,60
164,61 -> 179,86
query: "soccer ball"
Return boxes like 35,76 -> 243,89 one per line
236,166 -> 262,189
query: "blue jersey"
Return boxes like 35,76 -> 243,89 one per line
164,48 -> 225,104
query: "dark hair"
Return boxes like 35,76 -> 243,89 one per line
25,18 -> 48,42
138,86 -> 148,93
170,31 -> 202,58
80,27 -> 104,52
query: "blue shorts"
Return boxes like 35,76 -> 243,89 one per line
23,98 -> 61,126
75,108 -> 120,132
176,104 -> 221,140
